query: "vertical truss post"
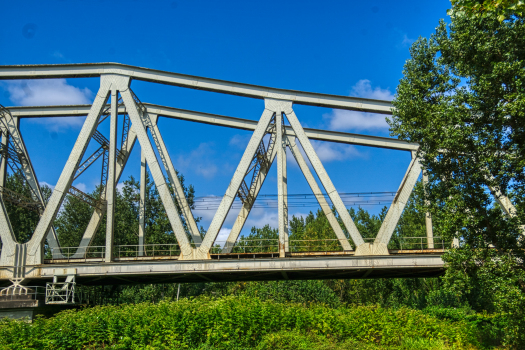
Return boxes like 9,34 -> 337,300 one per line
120,88 -> 194,259
282,103 -> 366,250
26,75 -> 113,265
287,137 -> 353,251
139,149 -> 146,256
276,110 -> 288,257
197,106 -> 276,259
105,90 -> 118,262
422,171 -> 434,248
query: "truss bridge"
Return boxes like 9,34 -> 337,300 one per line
1,62 -> 517,298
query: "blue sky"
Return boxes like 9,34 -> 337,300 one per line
0,0 -> 451,242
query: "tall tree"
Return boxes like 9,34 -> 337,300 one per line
389,7 -> 525,346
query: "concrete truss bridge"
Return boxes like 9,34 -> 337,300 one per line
0,63 -> 515,309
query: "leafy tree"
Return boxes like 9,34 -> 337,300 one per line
450,0 -> 525,22
55,170 -> 200,254
233,224 -> 278,253
2,173 -> 52,244
389,8 -> 525,346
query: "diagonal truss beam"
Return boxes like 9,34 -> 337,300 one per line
282,102 -> 365,248
221,143 -> 278,253
71,124 -> 137,258
197,106 -> 276,258
0,186 -> 17,263
0,107 -> 63,258
374,155 -> 422,246
146,113 -> 202,244
120,88 -> 194,259
485,174 -> 525,237
287,137 -> 353,251
74,146 -> 105,180
26,76 -> 113,264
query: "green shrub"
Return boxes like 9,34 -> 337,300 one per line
0,296 -> 488,349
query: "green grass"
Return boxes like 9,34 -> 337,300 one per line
0,296 -> 498,349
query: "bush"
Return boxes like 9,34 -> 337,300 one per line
0,296 -> 487,349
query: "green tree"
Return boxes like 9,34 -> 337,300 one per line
233,224 -> 278,253
55,170 -> 200,254
450,0 -> 525,22
2,173 -> 52,244
389,8 -> 525,346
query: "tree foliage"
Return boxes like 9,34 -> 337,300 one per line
389,7 -> 525,346
55,171 -> 200,252
2,173 -> 52,244
450,0 -> 525,22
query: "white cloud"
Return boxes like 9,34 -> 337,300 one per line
39,181 -> 55,190
324,79 -> 393,132
5,79 -> 93,106
401,34 -> 415,47
116,182 -> 126,193
244,208 -> 278,231
229,134 -> 251,149
327,109 -> 389,131
215,228 -> 232,246
351,79 -> 394,101
287,138 -> 362,164
312,141 -> 362,162
73,182 -> 87,193
177,143 -> 219,179
3,79 -> 93,132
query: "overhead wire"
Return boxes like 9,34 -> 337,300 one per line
191,191 -> 397,210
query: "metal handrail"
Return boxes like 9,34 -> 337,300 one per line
47,237 -> 450,261
0,286 -> 46,299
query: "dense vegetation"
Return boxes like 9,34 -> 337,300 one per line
389,3 -> 525,347
0,296 -> 502,349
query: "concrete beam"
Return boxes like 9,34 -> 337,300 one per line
0,63 -> 393,114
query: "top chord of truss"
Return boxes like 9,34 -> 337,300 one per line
0,63 -> 393,114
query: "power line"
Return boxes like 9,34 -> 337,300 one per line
191,191 -> 397,210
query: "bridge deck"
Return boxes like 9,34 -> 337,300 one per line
2,252 -> 445,286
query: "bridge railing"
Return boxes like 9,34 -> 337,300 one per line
384,236 -> 449,250
50,246 -> 106,260
0,285 -> 46,301
289,239 -> 346,252
118,244 -> 181,258
211,239 -> 280,254
47,237 -> 448,261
